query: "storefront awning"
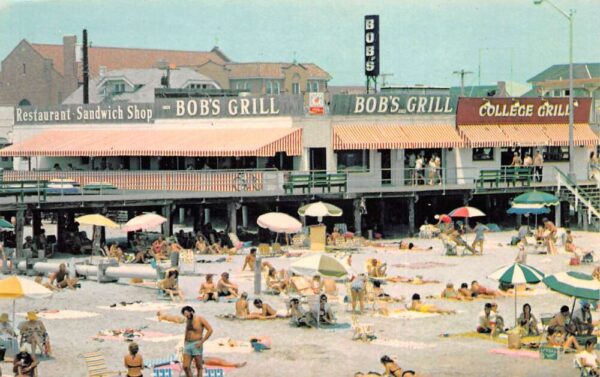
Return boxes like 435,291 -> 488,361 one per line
458,123 -> 599,147
332,124 -> 464,150
0,128 -> 302,157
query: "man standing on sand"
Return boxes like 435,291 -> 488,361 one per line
180,306 -> 213,377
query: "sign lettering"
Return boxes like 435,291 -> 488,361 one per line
333,94 -> 456,115
364,15 -> 379,77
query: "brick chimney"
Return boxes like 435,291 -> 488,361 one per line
62,35 -> 78,95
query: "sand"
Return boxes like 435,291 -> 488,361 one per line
1,227 -> 599,376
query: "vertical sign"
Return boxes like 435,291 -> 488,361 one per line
308,92 -> 325,115
365,15 -> 379,77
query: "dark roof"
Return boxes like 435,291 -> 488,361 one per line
528,63 -> 600,83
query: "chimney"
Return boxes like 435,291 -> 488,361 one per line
62,35 -> 78,94
497,81 -> 507,97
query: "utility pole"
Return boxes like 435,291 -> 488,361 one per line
453,69 -> 473,96
82,29 -> 89,104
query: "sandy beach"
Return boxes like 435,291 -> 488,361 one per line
1,226 -> 598,377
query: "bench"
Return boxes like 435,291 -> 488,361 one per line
504,166 -> 533,187
327,173 -> 347,193
283,174 -> 311,194
83,182 -> 118,194
476,170 -> 501,189
311,171 -> 329,192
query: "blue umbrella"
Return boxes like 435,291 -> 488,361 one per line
507,204 -> 551,215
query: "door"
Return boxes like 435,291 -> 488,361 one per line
380,149 -> 391,185
309,148 -> 327,171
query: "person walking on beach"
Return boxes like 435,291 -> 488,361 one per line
350,273 -> 367,314
181,306 -> 213,377
534,150 -> 544,182
471,222 -> 489,255
123,342 -> 143,377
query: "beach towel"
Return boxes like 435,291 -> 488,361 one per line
321,322 -> 352,331
178,338 -> 254,354
374,311 -> 439,319
98,302 -> 177,312
448,331 -> 541,346
489,348 -> 540,359
392,261 -> 456,270
94,330 -> 180,343
17,310 -> 99,320
370,338 -> 435,350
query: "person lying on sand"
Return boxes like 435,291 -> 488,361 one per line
242,248 -> 257,271
367,258 -> 387,278
398,240 -> 433,251
198,274 -> 218,302
246,299 -> 278,320
372,280 -> 403,302
408,293 -> 455,314
458,283 -> 475,300
471,280 -> 505,298
236,293 -> 250,319
204,357 -> 247,369
217,272 -> 239,299
386,275 -> 439,285
441,283 -> 471,301
34,274 -> 60,292
380,355 -> 418,377
546,327 -> 581,351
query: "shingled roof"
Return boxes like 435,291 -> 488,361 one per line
528,63 -> 600,83
225,62 -> 331,80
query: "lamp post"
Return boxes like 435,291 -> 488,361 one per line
534,0 -> 576,182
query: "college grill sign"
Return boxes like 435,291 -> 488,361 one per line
14,95 -> 304,125
331,94 -> 457,115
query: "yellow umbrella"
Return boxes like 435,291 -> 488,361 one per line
0,276 -> 53,333
75,214 -> 119,228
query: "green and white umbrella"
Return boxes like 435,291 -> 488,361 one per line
289,253 -> 349,278
488,263 -> 545,325
298,201 -> 343,222
543,271 -> 600,321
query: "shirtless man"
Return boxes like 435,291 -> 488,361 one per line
242,248 -> 257,271
49,263 -> 78,289
217,273 -> 239,298
247,299 -> 277,320
174,306 -> 213,377
235,292 -> 250,318
543,218 -> 558,255
198,274 -> 218,302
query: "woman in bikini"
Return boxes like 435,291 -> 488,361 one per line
441,282 -> 470,300
409,293 -> 455,314
398,240 -> 432,251
380,355 -> 416,377
123,342 -> 143,377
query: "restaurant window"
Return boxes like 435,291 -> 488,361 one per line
472,148 -> 494,161
545,146 -> 570,162
336,150 -> 370,172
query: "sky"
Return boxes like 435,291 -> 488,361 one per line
1,0 -> 600,87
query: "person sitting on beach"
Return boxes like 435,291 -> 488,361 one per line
490,303 -> 505,333
448,230 -> 478,255
242,248 -> 257,271
470,280 -> 502,298
573,301 -> 595,335
380,355 -> 417,377
49,263 -> 78,289
159,269 -> 185,302
13,346 -> 38,377
198,274 -> 218,302
441,282 -> 470,300
123,342 -> 143,377
247,299 -> 277,320
266,268 -> 288,294
217,272 -> 239,299
477,303 -> 497,335
34,274 -> 60,292
0,313 -> 16,339
311,294 -> 336,324
515,243 -> 528,265
518,303 -> 539,336
543,218 -> 558,255
327,227 -> 342,246
129,241 -> 147,264
18,312 -> 47,356
564,229 -> 581,254
367,258 -> 387,278
235,292 -> 250,318
548,305 -> 576,335
408,293 -> 455,314
108,242 -> 124,262
289,297 -> 314,327
149,237 -> 167,261
398,240 -> 432,251
546,327 -> 580,351
577,340 -> 600,374
350,273 -> 367,315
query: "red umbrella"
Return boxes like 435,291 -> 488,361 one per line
448,206 -> 485,218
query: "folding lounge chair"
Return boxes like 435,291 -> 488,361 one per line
82,351 -> 125,377
574,357 -> 594,377
351,316 -> 375,341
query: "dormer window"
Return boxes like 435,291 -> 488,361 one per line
114,83 -> 125,94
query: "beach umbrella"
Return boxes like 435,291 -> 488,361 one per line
122,213 -> 167,232
257,212 -> 302,234
506,204 -> 551,215
488,263 -> 545,325
0,219 -> 13,231
75,214 -> 119,228
298,201 -> 343,222
0,276 -> 53,332
289,253 -> 349,278
448,206 -> 485,218
543,271 -> 600,321
513,191 -> 560,206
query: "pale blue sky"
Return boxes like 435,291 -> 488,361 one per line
1,0 -> 599,86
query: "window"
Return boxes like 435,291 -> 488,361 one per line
265,81 -> 281,95
22,64 -> 26,74
472,148 -> 494,161
306,81 -> 319,92
274,81 -> 280,94
189,83 -> 209,89
80,157 -> 90,165
336,150 -> 370,172
545,146 -> 570,162
292,82 -> 300,94
235,81 -> 250,91
113,83 -> 125,94
266,81 -> 273,94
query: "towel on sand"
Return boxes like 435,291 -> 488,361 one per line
448,331 -> 541,346
18,310 -> 99,320
370,338 -> 435,350
176,338 -> 254,354
392,261 -> 456,269
489,348 -> 540,359
374,311 -> 439,319
98,302 -> 177,312
95,330 -> 181,343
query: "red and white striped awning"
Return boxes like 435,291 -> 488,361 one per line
332,124 -> 464,150
458,123 -> 598,147
0,128 -> 302,157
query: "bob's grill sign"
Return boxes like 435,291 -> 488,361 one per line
365,15 -> 379,77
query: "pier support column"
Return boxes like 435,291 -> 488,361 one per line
228,202 -> 237,234
353,199 -> 362,236
254,256 -> 262,295
583,209 -> 589,231
242,206 -> 248,228
15,206 -> 25,260
32,211 -> 42,238
408,197 -> 416,236
179,208 -> 185,226
161,204 -> 174,237
56,210 -> 66,252
204,208 -> 210,225
378,200 -> 385,236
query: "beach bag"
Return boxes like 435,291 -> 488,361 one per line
582,252 -> 594,264
508,332 -> 521,349
569,256 -> 580,266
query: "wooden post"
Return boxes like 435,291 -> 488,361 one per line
15,206 -> 25,260
378,200 -> 385,235
179,207 -> 185,226
353,199 -> 362,236
408,197 -> 416,235
56,210 -> 65,252
161,204 -> 173,237
254,256 -> 262,295
583,209 -> 589,232
32,211 -> 42,237
228,202 -> 237,234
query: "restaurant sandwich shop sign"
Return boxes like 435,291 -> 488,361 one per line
14,95 -> 304,125
331,94 -> 457,115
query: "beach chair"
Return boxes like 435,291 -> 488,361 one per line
82,351 -> 125,377
291,233 -> 307,248
574,356 -> 594,377
272,242 -> 283,255
351,315 -> 375,341
290,276 -> 316,297
258,243 -> 272,257
205,369 -> 225,377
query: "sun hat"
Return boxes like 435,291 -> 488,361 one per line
26,311 -> 37,321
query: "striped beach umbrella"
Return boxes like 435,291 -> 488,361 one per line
513,191 -> 560,206
298,202 -> 343,222
543,271 -> 600,301
289,253 -> 349,278
488,263 -> 545,325
448,206 -> 485,218
506,203 -> 551,215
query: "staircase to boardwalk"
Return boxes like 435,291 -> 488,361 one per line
555,167 -> 600,230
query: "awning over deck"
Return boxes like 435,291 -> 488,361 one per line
458,123 -> 598,147
0,128 -> 303,157
332,124 -> 464,150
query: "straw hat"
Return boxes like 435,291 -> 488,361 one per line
0,313 -> 9,323
26,311 -> 38,321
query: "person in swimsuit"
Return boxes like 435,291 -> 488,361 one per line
471,280 -> 503,298
289,297 -> 314,328
441,282 -> 468,300
176,306 -> 213,377
543,218 -> 557,255
49,263 -> 78,289
217,272 -> 239,298
266,268 -> 287,294
242,248 -> 257,271
350,273 -> 367,314
311,294 -> 335,324
367,258 -> 387,278
123,342 -> 143,377
235,293 -> 249,318
398,241 -> 432,251
198,274 -> 218,302
458,283 -> 475,300
159,269 -> 185,302
247,299 -> 277,320
380,355 -> 416,377
409,293 -> 455,314
13,346 -> 38,377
